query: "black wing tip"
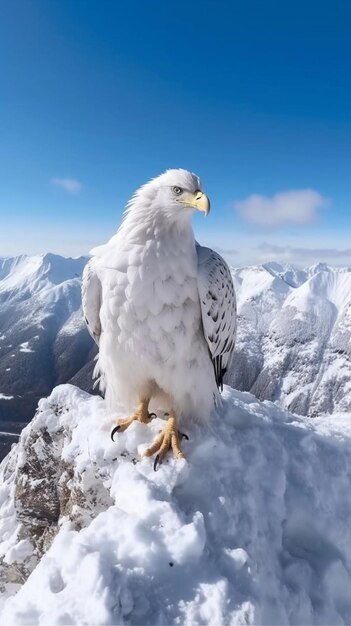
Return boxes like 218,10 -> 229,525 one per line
213,355 -> 226,392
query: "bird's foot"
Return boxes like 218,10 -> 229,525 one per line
111,402 -> 156,441
143,415 -> 185,471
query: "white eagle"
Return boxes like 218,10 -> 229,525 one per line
82,169 -> 236,469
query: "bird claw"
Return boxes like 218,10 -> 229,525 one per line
111,425 -> 121,441
111,408 -> 157,442
143,415 -> 185,469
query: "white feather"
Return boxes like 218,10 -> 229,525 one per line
83,169 -> 237,424
81,258 -> 102,344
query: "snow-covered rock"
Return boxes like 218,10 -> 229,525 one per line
1,384 -> 351,625
0,254 -> 95,433
229,262 -> 351,416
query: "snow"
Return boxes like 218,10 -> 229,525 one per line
0,255 -> 44,294
0,252 -> 93,425
0,432 -> 19,437
58,308 -> 87,337
1,384 -> 351,624
4,540 -> 33,566
0,253 -> 87,297
19,342 -> 34,353
229,263 -> 351,416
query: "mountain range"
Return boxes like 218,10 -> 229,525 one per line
0,254 -> 96,437
229,261 -> 351,416
0,253 -> 350,445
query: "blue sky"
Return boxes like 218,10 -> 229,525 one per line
1,0 -> 350,266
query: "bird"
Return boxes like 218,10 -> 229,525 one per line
82,169 -> 236,470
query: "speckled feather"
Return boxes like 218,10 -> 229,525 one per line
196,244 -> 237,390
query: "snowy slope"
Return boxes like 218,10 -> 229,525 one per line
0,254 -> 95,432
1,384 -> 351,625
228,262 -> 351,416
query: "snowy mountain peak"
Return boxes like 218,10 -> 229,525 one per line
1,384 -> 351,624
0,253 -> 94,430
229,261 -> 351,416
308,261 -> 333,276
305,268 -> 351,309
0,254 -> 87,297
263,262 -> 308,288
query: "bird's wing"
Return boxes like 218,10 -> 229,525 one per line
196,244 -> 237,390
82,258 -> 102,345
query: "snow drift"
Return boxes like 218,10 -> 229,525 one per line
1,385 -> 351,625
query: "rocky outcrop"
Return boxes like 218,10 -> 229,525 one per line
0,390 -> 112,592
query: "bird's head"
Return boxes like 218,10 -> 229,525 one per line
127,169 -> 210,223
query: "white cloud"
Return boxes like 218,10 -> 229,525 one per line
255,243 -> 351,265
51,178 -> 83,194
215,247 -> 238,256
234,189 -> 328,227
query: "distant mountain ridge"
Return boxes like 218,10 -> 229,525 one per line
228,261 -> 351,416
0,253 -> 96,432
0,253 -> 350,438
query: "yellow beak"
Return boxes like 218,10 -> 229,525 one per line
178,190 -> 210,215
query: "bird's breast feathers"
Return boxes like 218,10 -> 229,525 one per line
98,235 -> 204,364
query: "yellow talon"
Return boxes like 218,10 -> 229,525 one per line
111,398 -> 186,469
143,414 -> 185,470
111,399 -> 155,441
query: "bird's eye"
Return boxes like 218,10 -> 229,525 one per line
172,186 -> 182,196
